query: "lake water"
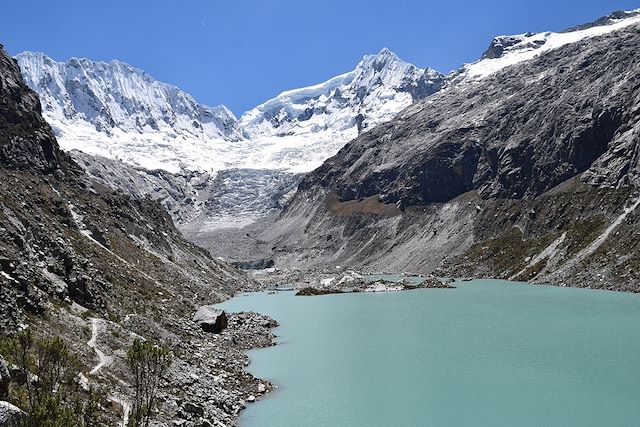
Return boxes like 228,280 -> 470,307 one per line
218,279 -> 640,427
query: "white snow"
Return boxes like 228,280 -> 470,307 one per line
16,13 -> 640,179
17,48 -> 440,175
452,10 -> 640,84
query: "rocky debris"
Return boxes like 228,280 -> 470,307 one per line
421,276 -> 455,289
0,401 -> 23,426
73,152 -> 302,233
183,402 -> 205,417
193,307 -> 228,334
147,311 -> 278,426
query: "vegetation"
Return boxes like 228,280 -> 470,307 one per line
126,338 -> 172,427
0,329 -> 103,427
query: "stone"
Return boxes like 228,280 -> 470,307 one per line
193,307 -> 228,334
0,401 -> 23,426
183,402 -> 205,417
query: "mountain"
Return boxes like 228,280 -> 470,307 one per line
239,48 -> 444,172
16,51 -> 242,173
263,11 -> 640,291
0,43 -> 274,425
16,48 -> 442,232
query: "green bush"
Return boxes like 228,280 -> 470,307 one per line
126,338 -> 172,427
0,329 -> 104,427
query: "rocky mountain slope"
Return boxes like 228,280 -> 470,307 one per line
264,12 -> 640,292
16,49 -> 442,233
0,44 -> 275,425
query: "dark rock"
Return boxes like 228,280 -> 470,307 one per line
296,287 -> 345,296
297,23 -> 640,206
183,402 -> 205,417
193,307 -> 228,334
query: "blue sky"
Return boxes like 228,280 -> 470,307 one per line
1,1 -> 638,116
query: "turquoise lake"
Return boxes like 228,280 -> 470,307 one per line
218,279 -> 640,427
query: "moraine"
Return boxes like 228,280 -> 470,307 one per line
219,279 -> 640,427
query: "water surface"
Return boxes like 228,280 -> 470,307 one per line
218,279 -> 640,426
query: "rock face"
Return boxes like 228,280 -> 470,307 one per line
193,307 -> 229,334
300,23 -> 640,206
0,48 -> 73,174
71,151 -> 301,230
264,18 -> 640,292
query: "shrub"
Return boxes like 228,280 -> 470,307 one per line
126,339 -> 172,427
0,329 -> 104,426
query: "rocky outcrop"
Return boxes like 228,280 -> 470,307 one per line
0,46 -> 74,174
299,24 -> 640,206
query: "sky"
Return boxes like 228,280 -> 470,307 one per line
1,1 -> 638,116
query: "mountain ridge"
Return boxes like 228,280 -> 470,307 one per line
263,17 -> 640,292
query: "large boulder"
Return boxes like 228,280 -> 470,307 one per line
0,401 -> 23,426
193,307 -> 228,334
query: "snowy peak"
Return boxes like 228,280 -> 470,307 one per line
239,48 -> 444,141
16,51 -> 241,141
353,48 -> 443,102
235,48 -> 444,172
450,9 -> 640,85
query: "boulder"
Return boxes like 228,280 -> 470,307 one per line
0,401 -> 23,426
193,307 -> 228,334
183,401 -> 204,417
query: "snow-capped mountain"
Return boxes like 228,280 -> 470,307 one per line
17,48 -> 440,175
17,47 -> 440,231
239,48 -> 444,172
16,52 -> 243,173
448,8 -> 640,86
